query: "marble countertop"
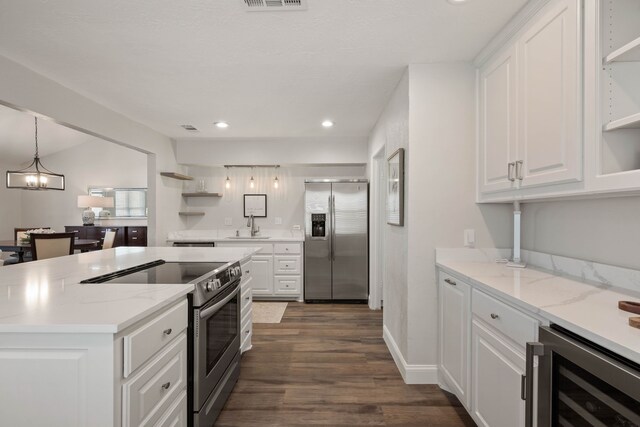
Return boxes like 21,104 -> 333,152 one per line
0,246 -> 259,334
167,229 -> 304,243
437,257 -> 640,365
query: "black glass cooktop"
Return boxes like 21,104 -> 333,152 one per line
81,260 -> 226,285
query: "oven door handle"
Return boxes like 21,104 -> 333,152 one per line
199,286 -> 239,320
524,341 -> 544,427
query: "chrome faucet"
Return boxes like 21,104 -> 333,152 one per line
247,214 -> 259,237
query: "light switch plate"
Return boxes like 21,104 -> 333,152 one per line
464,229 -> 475,248
292,224 -> 301,230
224,217 -> 232,226
275,217 -> 282,225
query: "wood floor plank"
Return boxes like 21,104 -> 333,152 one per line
216,302 -> 475,427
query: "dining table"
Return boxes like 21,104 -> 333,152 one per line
0,238 -> 100,263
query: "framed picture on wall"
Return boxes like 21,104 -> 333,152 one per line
244,194 -> 267,217
387,148 -> 404,226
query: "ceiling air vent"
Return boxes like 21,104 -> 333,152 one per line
180,124 -> 199,132
241,0 -> 307,12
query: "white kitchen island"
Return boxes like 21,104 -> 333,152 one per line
0,246 -> 257,427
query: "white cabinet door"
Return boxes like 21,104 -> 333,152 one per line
250,255 -> 273,296
471,320 -> 525,427
479,45 -> 518,194
439,274 -> 471,408
517,0 -> 582,188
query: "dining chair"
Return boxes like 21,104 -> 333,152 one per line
7,227 -> 52,264
102,228 -> 119,250
30,232 -> 76,261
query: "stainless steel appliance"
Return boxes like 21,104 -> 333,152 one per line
81,259 -> 242,427
525,325 -> 640,427
304,179 -> 368,302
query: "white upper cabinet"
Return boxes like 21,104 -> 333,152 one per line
517,0 -> 582,188
477,0 -> 583,199
479,46 -> 518,193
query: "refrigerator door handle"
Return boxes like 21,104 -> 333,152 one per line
331,195 -> 336,261
328,196 -> 332,261
525,341 -> 544,427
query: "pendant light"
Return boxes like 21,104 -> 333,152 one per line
273,166 -> 279,189
249,168 -> 255,189
225,167 -> 231,189
6,117 -> 65,190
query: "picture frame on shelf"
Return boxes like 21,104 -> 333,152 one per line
244,194 -> 267,217
387,148 -> 404,226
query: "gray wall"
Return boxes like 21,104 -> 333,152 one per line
522,197 -> 640,270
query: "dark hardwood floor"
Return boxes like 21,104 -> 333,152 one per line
216,302 -> 476,426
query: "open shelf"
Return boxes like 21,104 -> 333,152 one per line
160,172 -> 193,181
603,112 -> 640,132
182,192 -> 222,197
604,36 -> 640,64
178,212 -> 205,216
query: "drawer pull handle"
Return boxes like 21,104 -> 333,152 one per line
245,297 -> 250,301
163,328 -> 172,335
245,270 -> 250,274
444,278 -> 456,286
490,313 -> 500,320
245,330 -> 250,334
161,382 -> 171,390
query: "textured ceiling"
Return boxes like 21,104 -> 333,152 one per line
0,104 -> 96,165
0,0 -> 526,139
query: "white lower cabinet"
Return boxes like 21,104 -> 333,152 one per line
216,240 -> 304,301
471,320 -> 525,427
438,272 -> 471,409
438,270 -> 539,427
240,257 -> 253,352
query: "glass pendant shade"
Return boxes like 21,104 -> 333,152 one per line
6,117 -> 65,191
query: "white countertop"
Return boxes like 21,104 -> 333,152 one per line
167,229 -> 304,243
437,259 -> 640,365
0,246 -> 259,334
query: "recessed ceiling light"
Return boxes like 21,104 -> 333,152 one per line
322,120 -> 334,128
214,121 -> 229,129
447,0 -> 468,4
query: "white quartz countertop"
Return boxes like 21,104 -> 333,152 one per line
166,229 -> 304,243
0,246 -> 259,334
437,259 -> 640,365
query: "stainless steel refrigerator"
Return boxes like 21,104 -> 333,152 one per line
304,180 -> 368,302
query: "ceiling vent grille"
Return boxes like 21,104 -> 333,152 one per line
241,0 -> 307,12
180,124 -> 199,132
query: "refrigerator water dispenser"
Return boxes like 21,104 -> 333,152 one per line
311,213 -> 327,239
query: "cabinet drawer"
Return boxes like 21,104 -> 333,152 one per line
155,390 -> 187,427
274,243 -> 300,254
122,333 -> 187,427
241,286 -> 252,313
472,289 -> 537,349
274,255 -> 301,274
241,311 -> 252,352
217,242 -> 273,254
240,260 -> 252,284
124,299 -> 188,377
274,275 -> 301,295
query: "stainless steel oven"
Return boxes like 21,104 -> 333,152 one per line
193,278 -> 241,426
525,325 -> 640,427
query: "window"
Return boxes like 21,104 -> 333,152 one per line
89,187 -> 148,218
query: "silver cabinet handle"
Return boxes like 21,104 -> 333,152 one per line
525,342 -> 544,427
161,382 -> 171,390
516,160 -> 524,181
490,313 -> 499,320
508,162 -> 516,182
444,278 -> 456,286
163,328 -> 172,335
245,296 -> 250,301
245,270 -> 250,274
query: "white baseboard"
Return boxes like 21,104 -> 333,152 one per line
383,325 -> 438,384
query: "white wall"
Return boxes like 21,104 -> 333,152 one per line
181,165 -> 365,233
0,160 -> 22,241
522,197 -> 640,270
368,63 -> 513,378
177,137 -> 369,166
367,71 -> 410,357
0,54 -> 184,245
18,139 -> 147,232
